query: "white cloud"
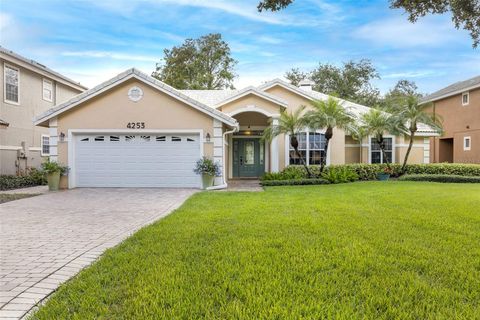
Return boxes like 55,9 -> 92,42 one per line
354,16 -> 467,48
382,70 -> 440,79
61,51 -> 158,62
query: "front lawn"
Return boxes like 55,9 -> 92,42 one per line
32,182 -> 480,319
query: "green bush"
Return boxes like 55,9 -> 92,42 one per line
0,168 -> 47,191
321,167 -> 359,184
260,178 -> 330,186
261,163 -> 480,181
398,174 -> 480,183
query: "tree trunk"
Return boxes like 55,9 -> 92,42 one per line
401,130 -> 415,174
320,127 -> 333,173
295,147 -> 312,178
377,136 -> 391,170
290,135 -> 312,178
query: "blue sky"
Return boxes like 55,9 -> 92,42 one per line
1,0 -> 478,94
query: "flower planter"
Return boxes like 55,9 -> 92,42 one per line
377,173 -> 391,181
202,174 -> 215,189
47,171 -> 61,191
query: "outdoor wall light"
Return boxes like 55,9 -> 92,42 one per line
205,133 -> 211,142
59,132 -> 66,142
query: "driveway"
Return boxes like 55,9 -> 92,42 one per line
0,188 -> 196,319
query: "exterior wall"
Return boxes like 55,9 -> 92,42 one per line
0,57 -> 83,174
345,135 -> 360,163
265,85 -> 347,168
219,94 -> 281,116
54,79 -> 215,186
428,87 -> 480,163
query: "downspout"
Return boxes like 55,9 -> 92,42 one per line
206,124 -> 239,190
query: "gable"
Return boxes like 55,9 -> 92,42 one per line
35,69 -> 237,127
218,93 -> 283,117
57,79 -> 215,131
264,84 -> 313,112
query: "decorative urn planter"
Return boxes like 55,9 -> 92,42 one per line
377,173 -> 391,181
202,174 -> 215,189
47,171 -> 61,191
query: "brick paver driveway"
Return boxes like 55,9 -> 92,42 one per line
0,188 -> 196,319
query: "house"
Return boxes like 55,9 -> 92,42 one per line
34,68 -> 436,189
0,47 -> 87,175
423,75 -> 479,163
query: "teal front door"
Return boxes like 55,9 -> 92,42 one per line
233,138 -> 265,178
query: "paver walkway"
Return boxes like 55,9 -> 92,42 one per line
0,188 -> 196,319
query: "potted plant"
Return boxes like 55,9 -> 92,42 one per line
377,166 -> 392,181
41,160 -> 68,191
193,157 -> 221,189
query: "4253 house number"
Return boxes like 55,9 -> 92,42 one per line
126,122 -> 145,129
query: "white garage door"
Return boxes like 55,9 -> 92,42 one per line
74,133 -> 201,188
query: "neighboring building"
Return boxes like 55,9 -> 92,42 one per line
34,68 -> 436,189
0,47 -> 86,175
423,76 -> 480,163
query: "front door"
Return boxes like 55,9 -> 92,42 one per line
233,138 -> 265,178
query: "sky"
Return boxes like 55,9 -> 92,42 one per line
1,0 -> 479,95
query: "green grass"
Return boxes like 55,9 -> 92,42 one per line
0,193 -> 38,204
31,182 -> 480,319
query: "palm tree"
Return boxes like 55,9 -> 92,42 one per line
305,97 -> 355,173
357,109 -> 401,170
392,96 -> 443,173
262,106 -> 312,178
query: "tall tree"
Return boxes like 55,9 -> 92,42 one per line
286,59 -> 381,107
262,107 -> 313,178
285,68 -> 310,86
258,0 -> 479,47
393,96 -> 443,173
152,33 -> 237,89
381,79 -> 423,111
305,97 -> 355,173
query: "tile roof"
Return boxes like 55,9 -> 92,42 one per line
422,75 -> 480,103
179,90 -> 241,106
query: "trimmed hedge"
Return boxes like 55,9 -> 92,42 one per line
261,163 -> 480,181
260,178 -> 330,186
398,174 -> 480,183
0,169 -> 47,191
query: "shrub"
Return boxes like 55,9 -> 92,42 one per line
398,174 -> 480,183
41,160 -> 68,175
0,168 -> 47,191
193,157 -> 221,176
260,178 -> 330,186
260,163 -> 480,181
321,167 -> 359,184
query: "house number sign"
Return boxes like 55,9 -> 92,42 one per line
126,122 -> 145,129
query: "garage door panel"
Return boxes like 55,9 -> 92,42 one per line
74,134 -> 202,188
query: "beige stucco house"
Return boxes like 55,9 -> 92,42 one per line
34,68 -> 436,189
0,47 -> 87,175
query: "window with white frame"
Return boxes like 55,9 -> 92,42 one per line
41,135 -> 50,156
462,92 -> 469,106
289,132 -> 326,165
370,137 -> 393,164
4,64 -> 19,104
43,79 -> 53,102
464,136 -> 471,151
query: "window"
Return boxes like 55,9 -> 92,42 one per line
156,136 -> 166,142
462,92 -> 469,106
43,79 -> 53,102
464,136 -> 471,151
370,137 -> 393,164
4,64 -> 19,104
289,132 -> 326,165
110,135 -> 119,142
94,136 -> 104,141
172,136 -> 181,142
41,135 -> 50,156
